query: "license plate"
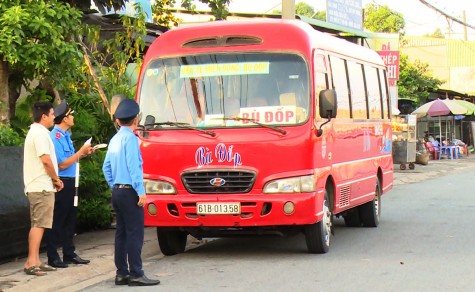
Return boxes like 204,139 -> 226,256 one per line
196,202 -> 240,215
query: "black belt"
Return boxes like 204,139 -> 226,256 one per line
113,184 -> 133,189
60,177 -> 76,181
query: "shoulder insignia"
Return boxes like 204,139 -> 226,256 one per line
55,132 -> 61,139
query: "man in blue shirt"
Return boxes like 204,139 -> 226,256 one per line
102,98 -> 160,287
46,101 -> 93,268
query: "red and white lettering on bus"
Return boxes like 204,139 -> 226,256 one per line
136,19 -> 393,255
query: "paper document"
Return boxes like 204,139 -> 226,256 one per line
93,143 -> 108,150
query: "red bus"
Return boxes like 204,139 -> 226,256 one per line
136,19 -> 394,254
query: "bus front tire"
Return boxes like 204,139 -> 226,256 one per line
304,190 -> 331,254
157,228 -> 188,256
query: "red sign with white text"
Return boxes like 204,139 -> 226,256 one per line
377,51 -> 399,86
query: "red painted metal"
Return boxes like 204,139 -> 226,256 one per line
137,19 -> 393,235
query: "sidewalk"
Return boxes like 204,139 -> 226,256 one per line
2,155 -> 475,291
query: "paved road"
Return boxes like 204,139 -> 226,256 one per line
0,156 -> 475,292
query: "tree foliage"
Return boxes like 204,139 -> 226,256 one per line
0,0 -> 83,123
423,28 -> 445,38
273,2 -> 326,21
397,54 -> 443,105
364,3 -> 405,35
296,2 -> 314,17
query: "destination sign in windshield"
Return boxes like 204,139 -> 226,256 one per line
179,62 -> 270,78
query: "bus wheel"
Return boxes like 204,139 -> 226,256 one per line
304,189 -> 331,253
156,228 -> 188,256
359,179 -> 381,227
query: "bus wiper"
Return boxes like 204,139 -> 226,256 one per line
220,117 -> 287,135
144,121 -> 216,137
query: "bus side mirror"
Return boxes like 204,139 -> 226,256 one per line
319,89 -> 337,119
317,89 -> 337,137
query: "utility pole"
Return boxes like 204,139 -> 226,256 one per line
282,0 -> 295,19
463,10 -> 467,41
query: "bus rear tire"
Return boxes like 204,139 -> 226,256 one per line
359,179 -> 381,227
157,228 -> 188,256
304,190 -> 331,253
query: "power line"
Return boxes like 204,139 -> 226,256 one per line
419,0 -> 475,30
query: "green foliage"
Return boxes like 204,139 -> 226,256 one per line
313,10 -> 326,21
199,0 -> 230,20
10,89 -> 55,133
364,3 -> 405,35
81,5 -> 146,99
296,2 -> 314,17
295,2 -> 325,20
423,28 -> 445,39
0,0 -> 83,121
0,0 -> 82,84
397,54 -> 443,106
77,150 -> 113,231
0,124 -> 23,146
153,0 -> 181,27
272,2 -> 325,21
77,195 -> 113,231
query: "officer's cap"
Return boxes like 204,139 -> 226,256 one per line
114,98 -> 140,120
54,100 -> 74,124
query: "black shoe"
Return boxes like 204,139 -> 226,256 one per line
48,259 -> 68,268
63,255 -> 90,265
115,274 -> 130,285
128,275 -> 160,286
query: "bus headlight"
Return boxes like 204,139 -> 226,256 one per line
263,175 -> 315,193
144,179 -> 176,194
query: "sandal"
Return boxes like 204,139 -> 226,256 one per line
24,266 -> 47,276
39,263 -> 57,272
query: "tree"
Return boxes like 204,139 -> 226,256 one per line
364,3 -> 405,35
313,10 -> 326,21
272,2 -> 325,21
0,0 -> 82,123
61,0 -> 126,14
397,54 -> 443,105
296,2 -> 314,17
423,28 -> 445,38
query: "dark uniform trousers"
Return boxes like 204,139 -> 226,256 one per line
112,187 -> 145,277
45,178 -> 77,261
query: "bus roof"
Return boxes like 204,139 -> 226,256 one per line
144,19 -> 385,67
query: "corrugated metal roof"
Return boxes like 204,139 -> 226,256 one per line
404,36 -> 475,67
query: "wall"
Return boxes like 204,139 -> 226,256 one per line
0,147 -> 30,262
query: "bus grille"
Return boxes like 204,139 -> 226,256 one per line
182,170 -> 256,194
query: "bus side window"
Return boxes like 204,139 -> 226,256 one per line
364,65 -> 382,119
329,56 -> 350,118
347,61 -> 366,119
314,72 -> 328,119
378,68 -> 390,119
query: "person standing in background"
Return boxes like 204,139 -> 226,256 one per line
23,101 -> 64,276
45,101 -> 93,268
102,98 -> 160,286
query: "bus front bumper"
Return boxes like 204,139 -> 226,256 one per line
144,192 -> 323,227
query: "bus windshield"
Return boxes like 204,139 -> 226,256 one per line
138,53 -> 309,129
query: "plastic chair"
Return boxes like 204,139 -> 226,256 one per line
424,142 -> 439,160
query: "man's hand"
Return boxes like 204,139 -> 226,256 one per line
54,179 -> 64,192
137,194 -> 147,207
78,144 -> 93,158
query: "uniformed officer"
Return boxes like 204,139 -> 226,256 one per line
102,98 -> 160,286
45,101 -> 93,268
